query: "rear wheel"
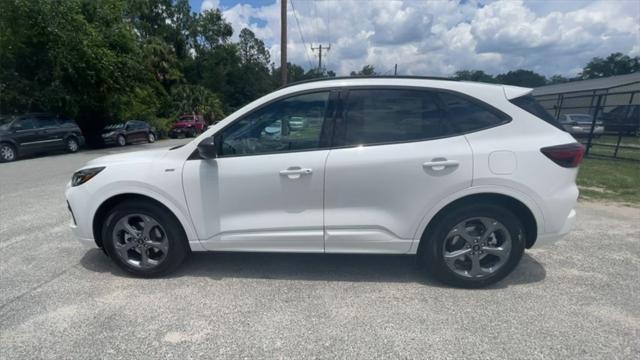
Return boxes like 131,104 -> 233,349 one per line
0,143 -> 16,162
65,137 -> 80,153
101,200 -> 189,277
421,204 -> 525,288
116,134 -> 126,147
147,132 -> 156,143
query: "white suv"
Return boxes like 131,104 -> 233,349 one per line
66,77 -> 583,288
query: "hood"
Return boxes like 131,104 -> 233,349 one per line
84,147 -> 170,167
172,121 -> 194,128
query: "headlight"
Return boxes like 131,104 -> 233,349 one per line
72,167 -> 105,187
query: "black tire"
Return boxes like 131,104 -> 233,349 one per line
0,143 -> 17,162
420,204 -> 525,288
116,134 -> 127,147
65,137 -> 80,153
147,132 -> 156,143
101,200 -> 189,277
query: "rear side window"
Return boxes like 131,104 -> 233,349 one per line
438,92 -> 510,133
339,89 -> 447,146
36,117 -> 58,128
510,95 -> 563,129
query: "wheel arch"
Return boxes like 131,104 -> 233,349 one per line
63,133 -> 80,146
0,139 -> 18,150
415,192 -> 540,256
92,193 -> 197,250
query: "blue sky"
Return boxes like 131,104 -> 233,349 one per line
187,0 -> 640,77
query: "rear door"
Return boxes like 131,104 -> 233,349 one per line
323,88 -> 474,253
35,116 -> 65,149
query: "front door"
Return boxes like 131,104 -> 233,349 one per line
11,118 -> 42,152
182,91 -> 334,252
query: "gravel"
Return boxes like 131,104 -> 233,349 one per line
1,140 -> 638,359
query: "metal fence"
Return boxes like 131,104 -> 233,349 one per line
536,90 -> 640,162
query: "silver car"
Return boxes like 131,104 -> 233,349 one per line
559,114 -> 604,137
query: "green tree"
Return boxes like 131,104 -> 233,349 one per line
453,70 -> 496,83
238,28 -> 270,66
143,38 -> 183,91
495,69 -> 547,87
171,84 -> 224,123
548,75 -> 572,85
0,0 -> 157,134
197,8 -> 233,52
351,65 -> 377,76
580,52 -> 640,79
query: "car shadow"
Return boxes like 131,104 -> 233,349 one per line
80,249 -> 546,289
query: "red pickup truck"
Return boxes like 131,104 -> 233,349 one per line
168,114 -> 206,138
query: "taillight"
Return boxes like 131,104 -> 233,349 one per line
540,143 -> 585,168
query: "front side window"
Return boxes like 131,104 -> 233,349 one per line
13,118 -> 36,131
339,89 -> 447,146
218,91 -> 330,156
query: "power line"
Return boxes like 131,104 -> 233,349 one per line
289,0 -> 314,69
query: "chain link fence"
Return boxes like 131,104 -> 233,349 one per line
536,90 -> 640,161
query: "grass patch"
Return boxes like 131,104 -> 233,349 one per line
588,144 -> 640,161
577,157 -> 640,205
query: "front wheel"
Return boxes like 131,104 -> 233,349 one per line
0,143 -> 17,162
420,204 -> 525,288
101,200 -> 189,277
116,134 -> 126,147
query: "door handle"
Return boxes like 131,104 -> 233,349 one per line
422,159 -> 459,171
279,167 -> 312,178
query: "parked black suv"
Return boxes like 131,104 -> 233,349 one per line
0,113 -> 84,162
601,105 -> 640,135
100,120 -> 157,147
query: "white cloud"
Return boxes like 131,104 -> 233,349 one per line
216,0 -> 640,77
201,0 -> 220,12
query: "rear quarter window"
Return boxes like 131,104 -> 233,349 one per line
437,92 -> 510,133
510,95 -> 563,130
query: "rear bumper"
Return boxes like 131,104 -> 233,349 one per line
535,208 -> 576,246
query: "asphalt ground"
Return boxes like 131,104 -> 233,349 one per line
0,139 -> 639,359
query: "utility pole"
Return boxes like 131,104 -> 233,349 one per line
311,44 -> 331,73
280,0 -> 287,85
394,64 -> 398,76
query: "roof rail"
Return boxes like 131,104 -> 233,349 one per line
280,75 -> 457,89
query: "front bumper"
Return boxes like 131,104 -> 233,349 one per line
535,208 -> 576,246
66,182 -> 98,248
168,128 -> 194,137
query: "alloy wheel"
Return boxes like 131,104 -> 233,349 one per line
442,217 -> 512,279
112,213 -> 169,269
148,133 -> 155,143
0,145 -> 15,162
67,139 -> 79,152
117,135 -> 126,146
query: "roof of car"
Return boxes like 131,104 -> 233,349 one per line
277,76 -> 531,100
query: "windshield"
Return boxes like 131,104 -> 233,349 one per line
0,116 -> 16,130
104,123 -> 125,130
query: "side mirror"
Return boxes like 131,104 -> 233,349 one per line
197,136 -> 217,159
